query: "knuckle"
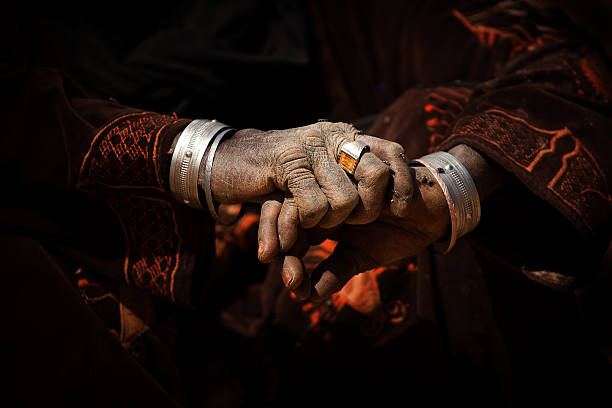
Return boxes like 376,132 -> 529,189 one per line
392,141 -> 405,153
368,163 -> 390,184
277,154 -> 310,187
384,141 -> 404,155
300,133 -> 326,149
261,200 -> 279,212
335,188 -> 359,211
394,204 -> 411,218
279,205 -> 299,225
286,168 -> 314,190
320,121 -> 361,151
405,182 -> 415,199
298,196 -> 327,225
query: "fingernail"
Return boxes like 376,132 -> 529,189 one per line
281,271 -> 293,287
258,241 -> 264,259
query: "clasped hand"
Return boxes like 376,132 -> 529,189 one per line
205,120 -> 449,302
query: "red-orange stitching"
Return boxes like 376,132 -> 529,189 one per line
429,133 -> 444,144
426,118 -> 450,128
581,188 -> 612,205
152,121 -> 172,189
548,141 -> 581,188
437,86 -> 470,102
424,103 -> 458,118
511,24 -> 535,42
77,112 -> 149,188
78,112 -> 176,190
429,92 -> 466,110
125,194 -> 181,302
456,109 -> 576,172
452,9 -> 563,57
452,9 -> 526,47
77,112 -> 183,301
580,56 -> 612,99
449,109 -> 609,231
525,128 -> 572,172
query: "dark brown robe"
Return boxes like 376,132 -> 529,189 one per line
2,1 -> 611,406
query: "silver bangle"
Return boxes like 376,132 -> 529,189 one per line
169,119 -> 231,209
203,127 -> 235,221
410,151 -> 481,253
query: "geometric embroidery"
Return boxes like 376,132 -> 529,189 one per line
447,109 -> 610,232
77,112 -> 183,301
101,193 -> 181,301
425,86 -> 473,152
77,112 -> 176,190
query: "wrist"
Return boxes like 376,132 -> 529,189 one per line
202,136 -> 231,204
206,128 -> 276,204
410,151 -> 481,253
409,166 -> 452,241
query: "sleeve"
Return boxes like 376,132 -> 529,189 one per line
432,4 -> 612,285
369,2 -> 612,287
0,66 -> 213,306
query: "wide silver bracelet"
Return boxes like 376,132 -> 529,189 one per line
169,119 -> 231,209
410,151 -> 481,253
203,127 -> 236,221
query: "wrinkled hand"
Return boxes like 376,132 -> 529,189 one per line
206,121 -> 415,261
259,166 -> 451,302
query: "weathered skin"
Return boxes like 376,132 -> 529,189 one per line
258,143 -> 509,301
201,121 -> 415,261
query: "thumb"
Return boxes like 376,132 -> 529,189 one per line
308,243 -> 376,302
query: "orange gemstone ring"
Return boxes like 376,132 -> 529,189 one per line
337,140 -> 369,175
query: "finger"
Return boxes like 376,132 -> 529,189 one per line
257,199 -> 282,263
287,169 -> 329,229
281,228 -> 313,299
388,156 -> 415,218
344,152 -> 390,224
357,135 -> 414,218
309,147 -> 359,229
282,255 -> 312,301
282,255 -> 304,290
308,243 -> 375,302
292,271 -> 312,301
277,197 -> 300,252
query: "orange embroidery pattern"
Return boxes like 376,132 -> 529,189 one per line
78,112 -> 175,190
78,112 -> 183,301
425,86 -> 473,152
448,109 -> 611,231
579,53 -> 612,100
452,9 -> 564,58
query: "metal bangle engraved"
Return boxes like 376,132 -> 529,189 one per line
410,151 -> 481,253
337,140 -> 370,175
203,127 -> 236,221
169,119 -> 231,209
